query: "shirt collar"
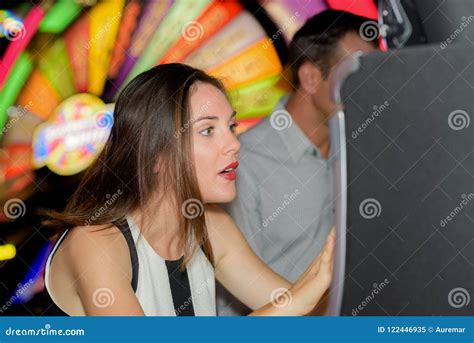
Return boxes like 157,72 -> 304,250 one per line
272,95 -> 322,163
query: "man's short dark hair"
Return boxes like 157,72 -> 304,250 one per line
288,10 -> 378,87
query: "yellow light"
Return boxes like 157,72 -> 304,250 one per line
0,244 -> 16,261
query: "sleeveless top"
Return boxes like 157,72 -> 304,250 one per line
44,216 -> 216,316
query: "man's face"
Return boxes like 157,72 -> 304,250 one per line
314,31 -> 378,118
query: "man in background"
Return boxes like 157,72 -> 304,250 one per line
217,10 -> 379,315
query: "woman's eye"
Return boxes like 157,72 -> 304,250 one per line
200,127 -> 214,136
230,122 -> 239,133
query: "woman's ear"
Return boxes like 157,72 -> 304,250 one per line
297,61 -> 323,95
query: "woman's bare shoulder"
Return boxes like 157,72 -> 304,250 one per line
59,224 -> 128,262
204,204 -> 247,264
50,223 -> 132,289
48,223 -> 144,315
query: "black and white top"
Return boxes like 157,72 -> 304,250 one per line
44,216 -> 216,316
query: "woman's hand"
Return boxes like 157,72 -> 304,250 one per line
285,227 -> 336,315
249,227 -> 336,316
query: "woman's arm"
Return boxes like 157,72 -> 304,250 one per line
57,225 -> 146,316
205,205 -> 335,316
206,205 -> 291,311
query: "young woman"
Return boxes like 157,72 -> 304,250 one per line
44,63 -> 335,316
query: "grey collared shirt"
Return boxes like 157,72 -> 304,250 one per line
217,96 -> 334,315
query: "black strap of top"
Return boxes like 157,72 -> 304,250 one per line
114,219 -> 139,293
165,258 -> 195,316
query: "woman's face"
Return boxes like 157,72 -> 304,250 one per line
190,82 -> 240,204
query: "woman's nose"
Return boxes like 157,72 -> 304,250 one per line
225,130 -> 240,155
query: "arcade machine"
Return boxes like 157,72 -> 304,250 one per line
328,0 -> 473,315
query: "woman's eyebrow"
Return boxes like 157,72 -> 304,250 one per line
194,116 -> 218,123
194,111 -> 236,123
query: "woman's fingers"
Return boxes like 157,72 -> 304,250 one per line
328,226 -> 336,241
308,227 -> 336,274
286,228 -> 337,314
321,227 -> 336,263
289,227 -> 337,314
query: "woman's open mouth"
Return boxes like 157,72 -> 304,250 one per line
218,161 -> 239,181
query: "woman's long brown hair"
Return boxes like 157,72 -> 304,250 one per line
44,63 -> 226,268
